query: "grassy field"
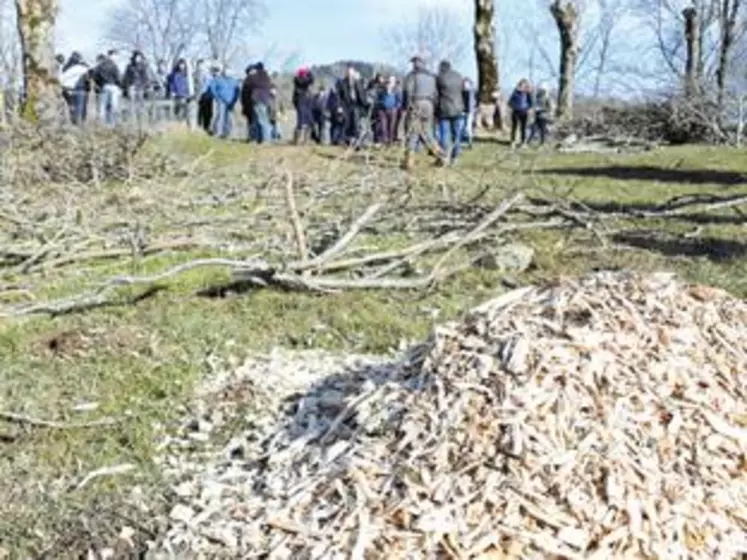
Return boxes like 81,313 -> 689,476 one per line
1,132 -> 746,556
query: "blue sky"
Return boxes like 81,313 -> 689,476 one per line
56,0 -> 474,71
53,0 -> 664,96
57,0 -> 468,62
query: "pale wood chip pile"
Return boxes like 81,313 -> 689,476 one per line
159,271 -> 747,559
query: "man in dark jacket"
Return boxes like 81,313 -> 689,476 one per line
508,79 -> 533,148
90,51 -> 122,125
336,65 -> 367,146
401,55 -> 441,169
241,62 -> 274,143
311,83 -> 329,144
435,60 -> 466,166
193,59 -> 213,133
122,50 -> 153,126
292,67 -> 314,144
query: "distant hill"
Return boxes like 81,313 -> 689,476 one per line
269,60 -> 402,108
308,60 -> 401,83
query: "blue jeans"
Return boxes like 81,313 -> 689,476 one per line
212,102 -> 232,138
98,84 -> 120,125
251,102 -> 272,143
68,90 -> 87,125
438,116 -> 465,160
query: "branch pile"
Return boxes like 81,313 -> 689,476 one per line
155,270 -> 747,558
558,96 -> 724,145
0,122 -> 174,186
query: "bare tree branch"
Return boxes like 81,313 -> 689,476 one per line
382,4 -> 469,69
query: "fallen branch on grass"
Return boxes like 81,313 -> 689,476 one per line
73,463 -> 136,491
0,411 -> 120,430
0,194 -> 540,317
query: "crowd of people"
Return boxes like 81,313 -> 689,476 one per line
37,49 -> 556,167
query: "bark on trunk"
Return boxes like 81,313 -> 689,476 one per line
474,0 -> 501,129
15,0 -> 61,124
550,0 -> 579,120
683,7 -> 701,98
716,0 -> 741,112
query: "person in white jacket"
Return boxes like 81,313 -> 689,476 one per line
60,52 -> 90,125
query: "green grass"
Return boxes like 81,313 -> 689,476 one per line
2,134 -> 747,556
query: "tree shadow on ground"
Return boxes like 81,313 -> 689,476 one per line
527,193 -> 747,225
612,230 -> 747,262
536,165 -> 746,186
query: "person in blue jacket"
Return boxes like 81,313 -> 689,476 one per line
376,75 -> 401,146
508,78 -> 533,148
167,58 -> 191,123
208,65 -> 240,138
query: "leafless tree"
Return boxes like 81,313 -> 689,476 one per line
0,0 -> 21,84
198,0 -> 266,65
105,0 -> 197,65
106,0 -> 265,67
715,0 -> 743,111
588,0 -> 626,97
383,4 -> 469,70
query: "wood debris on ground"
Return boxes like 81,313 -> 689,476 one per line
153,271 -> 747,559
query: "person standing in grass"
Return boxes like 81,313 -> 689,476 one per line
209,65 -> 239,139
193,59 -> 213,132
60,51 -> 90,125
268,86 -> 282,141
167,59 -> 192,125
401,55 -> 441,169
461,77 -> 476,148
528,83 -> 554,146
241,62 -> 274,143
508,79 -> 533,148
90,50 -> 122,126
122,51 -> 156,126
376,75 -> 400,147
435,60 -> 466,166
336,65 -> 368,146
311,82 -> 329,144
292,67 -> 315,144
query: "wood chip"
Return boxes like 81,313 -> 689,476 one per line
157,271 -> 747,558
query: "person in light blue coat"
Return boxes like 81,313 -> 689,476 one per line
208,65 -> 240,138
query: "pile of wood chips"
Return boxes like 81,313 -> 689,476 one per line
236,271 -> 747,558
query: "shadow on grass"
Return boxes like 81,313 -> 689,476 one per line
528,193 -> 747,225
537,165 -> 746,186
612,230 -> 747,262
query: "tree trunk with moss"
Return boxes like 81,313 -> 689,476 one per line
15,0 -> 61,124
474,0 -> 502,130
550,0 -> 579,120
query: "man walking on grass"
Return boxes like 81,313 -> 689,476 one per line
401,55 -> 442,170
435,60 -> 466,166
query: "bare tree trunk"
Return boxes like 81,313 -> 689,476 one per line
550,0 -> 579,120
474,0 -> 502,130
716,0 -> 741,113
683,7 -> 701,98
14,0 -> 61,124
